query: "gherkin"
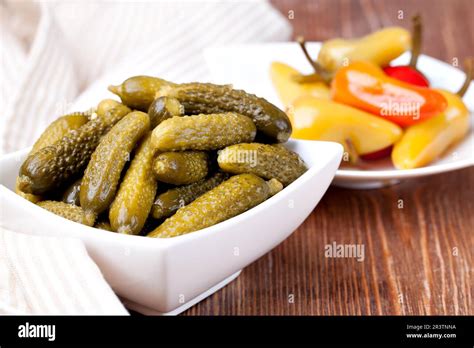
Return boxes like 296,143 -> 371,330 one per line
109,76 -> 292,142
108,76 -> 174,111
18,102 -> 131,195
109,133 -> 157,235
61,177 -> 82,206
151,171 -> 229,219
31,112 -> 91,153
148,174 -> 282,238
95,220 -> 114,232
161,82 -> 292,143
153,151 -> 208,185
38,200 -> 96,226
15,111 -> 90,202
151,113 -> 256,151
80,111 -> 150,215
147,96 -> 184,128
217,143 -> 307,186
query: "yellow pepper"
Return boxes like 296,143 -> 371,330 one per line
392,60 -> 472,169
317,27 -> 411,72
289,96 -> 402,155
391,90 -> 470,169
270,62 -> 330,108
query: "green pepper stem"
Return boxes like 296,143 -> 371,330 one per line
296,36 -> 332,84
409,14 -> 422,69
457,58 -> 473,97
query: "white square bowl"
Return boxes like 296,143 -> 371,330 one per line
0,139 -> 342,314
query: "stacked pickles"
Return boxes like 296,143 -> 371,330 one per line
16,76 -> 307,238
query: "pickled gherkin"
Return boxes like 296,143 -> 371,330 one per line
108,76 -> 174,111
148,96 -> 184,128
147,174 -> 283,238
151,171 -> 229,219
151,113 -> 256,151
61,177 -> 82,206
160,82 -> 292,143
153,151 -> 208,185
80,111 -> 150,215
109,76 -> 292,142
38,200 -> 96,226
15,112 -> 90,202
109,133 -> 157,235
95,220 -> 114,232
31,112 -> 91,153
18,102 -> 131,195
218,143 -> 307,186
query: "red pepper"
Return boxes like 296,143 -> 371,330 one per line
383,15 -> 429,87
383,66 -> 429,87
331,60 -> 447,127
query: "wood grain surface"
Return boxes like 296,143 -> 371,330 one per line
184,0 -> 473,315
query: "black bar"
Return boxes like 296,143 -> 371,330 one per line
0,316 -> 472,346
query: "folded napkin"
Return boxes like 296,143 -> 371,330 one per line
0,0 -> 291,153
0,0 -> 291,314
0,227 -> 128,315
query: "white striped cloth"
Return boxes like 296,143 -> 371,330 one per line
0,0 -> 291,153
0,227 -> 128,315
0,0 -> 290,314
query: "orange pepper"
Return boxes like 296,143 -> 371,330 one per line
331,61 -> 447,127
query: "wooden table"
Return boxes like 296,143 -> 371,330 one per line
184,0 -> 473,315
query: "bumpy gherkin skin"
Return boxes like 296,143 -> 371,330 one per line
153,151 -> 208,185
61,177 -> 82,205
147,173 -> 283,238
31,112 -> 91,153
37,200 -> 96,226
160,82 -> 292,143
15,112 -> 90,203
108,76 -> 175,111
151,113 -> 256,151
147,96 -> 184,128
18,103 -> 131,195
109,133 -> 157,235
218,143 -> 307,186
151,171 -> 229,219
110,76 -> 291,142
80,111 -> 150,215
95,220 -> 114,232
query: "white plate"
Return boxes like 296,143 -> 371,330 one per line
204,43 -> 474,189
0,139 -> 342,314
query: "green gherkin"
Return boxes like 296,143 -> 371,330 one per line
147,96 -> 184,128
109,76 -> 292,142
80,111 -> 150,215
108,76 -> 175,111
18,102 -> 131,195
94,220 -> 115,232
15,112 -> 90,203
147,173 -> 282,238
151,171 -> 229,219
153,151 -> 208,185
38,200 -> 96,226
31,112 -> 91,153
109,133 -> 157,235
61,177 -> 82,206
217,143 -> 307,186
151,113 -> 256,151
161,82 -> 292,143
